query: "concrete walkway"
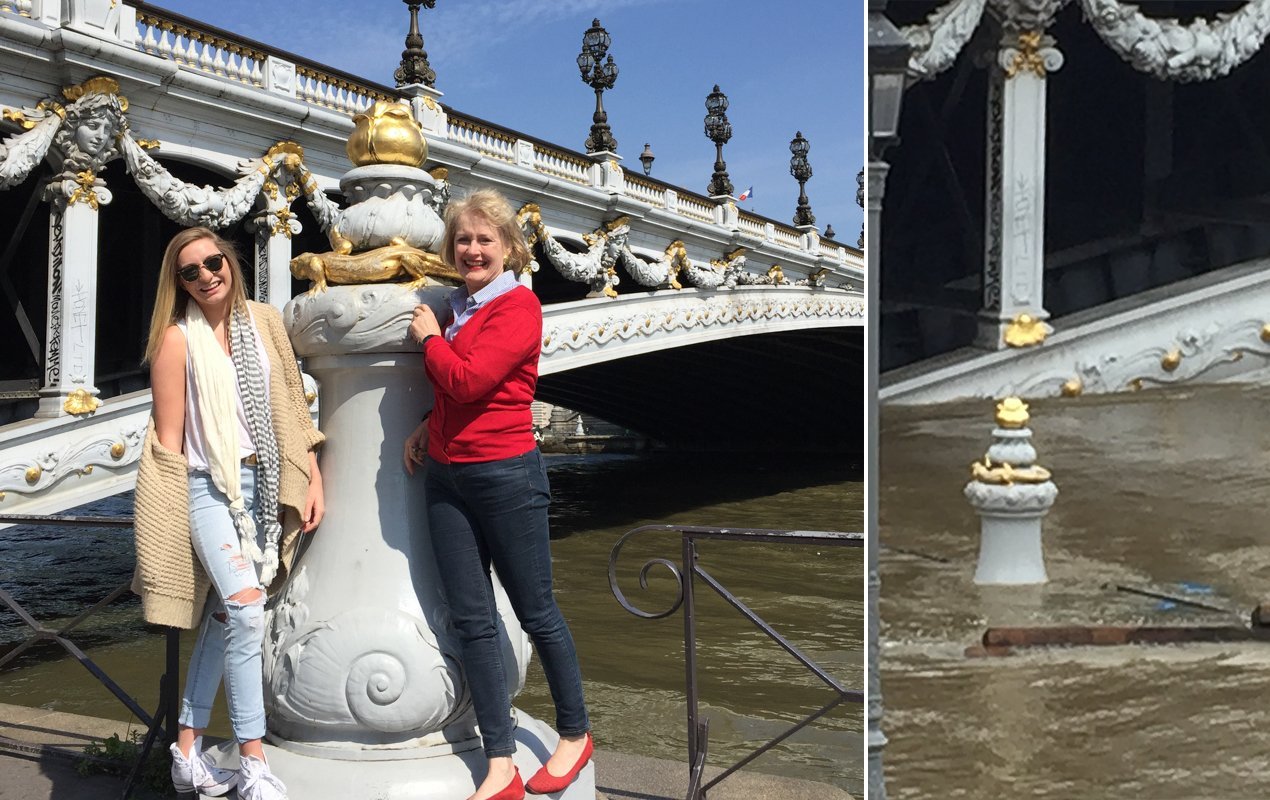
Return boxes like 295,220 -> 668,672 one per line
0,703 -> 854,799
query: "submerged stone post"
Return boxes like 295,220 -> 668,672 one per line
964,397 -> 1057,585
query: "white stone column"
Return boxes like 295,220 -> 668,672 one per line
977,28 -> 1063,349
36,177 -> 109,418
250,177 -> 301,310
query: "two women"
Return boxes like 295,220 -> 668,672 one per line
405,190 -> 592,800
134,227 -> 325,800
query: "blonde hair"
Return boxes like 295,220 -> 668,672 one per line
142,227 -> 249,365
441,189 -> 532,275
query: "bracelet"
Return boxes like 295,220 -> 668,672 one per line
421,334 -> 436,346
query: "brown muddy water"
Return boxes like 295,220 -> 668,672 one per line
881,384 -> 1270,799
0,452 -> 861,794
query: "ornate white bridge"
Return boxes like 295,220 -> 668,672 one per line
0,1 -> 862,518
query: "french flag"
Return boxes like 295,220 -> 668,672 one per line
737,186 -> 753,202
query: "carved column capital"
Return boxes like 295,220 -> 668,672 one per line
998,29 -> 1065,77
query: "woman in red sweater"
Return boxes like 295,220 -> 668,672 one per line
404,190 -> 592,800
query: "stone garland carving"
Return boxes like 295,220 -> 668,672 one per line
681,249 -> 779,290
517,203 -> 620,298
902,0 -> 989,80
514,203 -> 855,297
540,296 -> 865,358
0,111 -> 60,189
1079,0 -> 1270,82
0,423 -> 145,498
120,135 -> 277,229
796,267 -> 831,288
1006,317 -> 1270,398
617,240 -> 687,290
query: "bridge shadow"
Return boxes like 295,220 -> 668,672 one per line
537,327 -> 863,454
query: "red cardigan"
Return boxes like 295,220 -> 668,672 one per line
423,285 -> 542,463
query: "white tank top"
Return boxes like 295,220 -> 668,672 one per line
177,315 -> 271,473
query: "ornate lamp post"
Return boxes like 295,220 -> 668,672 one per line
394,0 -> 437,88
578,18 -> 619,154
857,167 -> 866,247
704,84 -> 733,198
866,3 -> 911,799
639,142 -> 655,176
790,131 -> 815,228
824,224 -> 836,239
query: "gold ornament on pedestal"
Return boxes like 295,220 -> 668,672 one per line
346,101 -> 427,168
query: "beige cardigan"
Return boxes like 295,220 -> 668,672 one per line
132,301 -> 324,629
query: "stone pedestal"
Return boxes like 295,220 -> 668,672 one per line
338,165 -> 444,253
964,398 -> 1057,585
244,283 -> 593,798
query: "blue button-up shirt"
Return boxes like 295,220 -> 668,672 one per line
445,270 -> 520,343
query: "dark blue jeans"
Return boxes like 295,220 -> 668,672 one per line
423,448 -> 590,757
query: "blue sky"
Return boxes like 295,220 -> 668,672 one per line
153,0 -> 865,243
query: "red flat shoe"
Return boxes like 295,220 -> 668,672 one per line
525,733 -> 593,795
485,767 -> 524,800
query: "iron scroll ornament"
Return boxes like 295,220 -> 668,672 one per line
607,525 -> 686,620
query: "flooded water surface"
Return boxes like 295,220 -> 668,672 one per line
881,385 -> 1270,799
0,452 -> 861,794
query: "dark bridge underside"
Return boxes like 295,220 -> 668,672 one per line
536,327 -> 863,454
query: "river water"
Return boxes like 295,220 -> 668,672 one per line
880,384 -> 1270,799
0,452 -> 861,794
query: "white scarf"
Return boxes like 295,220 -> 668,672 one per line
184,301 -> 281,583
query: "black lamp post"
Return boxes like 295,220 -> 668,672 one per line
578,19 -> 619,154
394,0 -> 437,88
639,143 -> 655,176
704,84 -> 733,197
869,4 -> 909,158
866,4 -> 911,800
790,131 -> 815,227
857,167 -> 865,247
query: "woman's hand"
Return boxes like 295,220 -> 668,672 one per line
404,418 -> 429,476
409,304 -> 443,345
302,452 -> 324,533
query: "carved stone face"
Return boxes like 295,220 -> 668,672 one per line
74,114 -> 113,157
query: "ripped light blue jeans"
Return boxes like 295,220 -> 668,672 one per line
179,464 -> 267,743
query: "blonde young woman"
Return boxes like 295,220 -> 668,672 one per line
133,227 -> 324,800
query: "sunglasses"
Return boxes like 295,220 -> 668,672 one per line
177,253 -> 226,283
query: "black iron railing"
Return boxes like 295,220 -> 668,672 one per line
608,524 -> 862,799
0,512 -> 178,800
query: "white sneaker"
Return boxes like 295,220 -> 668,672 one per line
169,739 -> 238,796
239,755 -> 288,800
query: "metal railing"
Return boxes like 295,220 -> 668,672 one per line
608,524 -> 862,799
0,512 -> 178,800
